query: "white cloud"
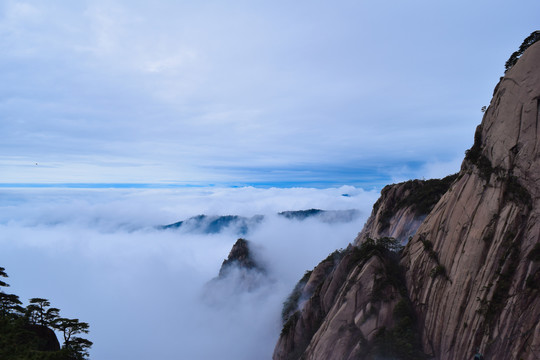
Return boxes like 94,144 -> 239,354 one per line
0,186 -> 378,359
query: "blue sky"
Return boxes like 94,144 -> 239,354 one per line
1,0 -> 539,189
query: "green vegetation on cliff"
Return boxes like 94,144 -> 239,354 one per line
0,266 -> 92,360
279,238 -> 427,360
505,30 -> 540,72
371,298 -> 428,360
376,174 -> 458,231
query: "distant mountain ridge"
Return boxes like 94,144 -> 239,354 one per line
161,214 -> 264,235
160,209 -> 361,235
279,209 -> 360,223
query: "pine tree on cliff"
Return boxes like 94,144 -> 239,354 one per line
0,266 -> 93,359
0,267 -> 8,288
505,30 -> 540,71
54,317 -> 93,360
0,267 -> 24,318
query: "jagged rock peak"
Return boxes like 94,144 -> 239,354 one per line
219,238 -> 264,277
203,238 -> 268,302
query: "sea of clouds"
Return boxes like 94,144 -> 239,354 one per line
0,186 -> 379,359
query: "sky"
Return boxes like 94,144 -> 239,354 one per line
2,0 -> 539,188
0,186 -> 379,359
2,4 -> 539,358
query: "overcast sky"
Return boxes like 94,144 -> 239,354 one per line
1,0 -> 539,188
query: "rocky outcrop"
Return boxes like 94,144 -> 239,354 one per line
25,324 -> 61,351
274,37 -> 540,360
204,238 -> 268,300
274,239 -> 426,360
218,238 -> 265,277
354,175 -> 457,246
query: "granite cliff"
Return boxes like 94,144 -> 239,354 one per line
273,35 -> 540,359
354,175 -> 457,246
403,36 -> 540,360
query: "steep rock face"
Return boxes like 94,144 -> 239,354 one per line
275,250 -> 348,360
274,38 -> 540,360
355,175 -> 457,245
402,40 -> 540,359
300,254 -> 404,360
274,241 -> 425,360
274,177 -> 456,360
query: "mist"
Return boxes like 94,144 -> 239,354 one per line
0,186 -> 378,359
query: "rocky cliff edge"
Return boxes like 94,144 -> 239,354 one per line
402,39 -> 540,360
273,38 -> 540,360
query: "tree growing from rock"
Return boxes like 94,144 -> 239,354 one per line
0,266 -> 93,359
0,267 -> 24,319
0,267 -> 9,288
505,30 -> 540,71
26,297 -> 52,325
53,317 -> 92,355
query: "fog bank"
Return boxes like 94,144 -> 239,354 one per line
0,186 -> 378,359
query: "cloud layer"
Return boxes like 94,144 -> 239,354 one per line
0,186 -> 378,359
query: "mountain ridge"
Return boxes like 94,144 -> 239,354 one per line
160,209 -> 361,235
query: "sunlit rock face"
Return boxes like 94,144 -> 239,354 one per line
273,40 -> 540,360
